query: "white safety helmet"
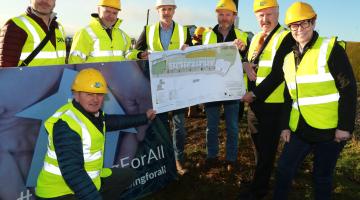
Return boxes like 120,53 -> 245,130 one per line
155,0 -> 177,8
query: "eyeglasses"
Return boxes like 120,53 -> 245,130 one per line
289,20 -> 312,31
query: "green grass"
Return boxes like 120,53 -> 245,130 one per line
336,139 -> 360,183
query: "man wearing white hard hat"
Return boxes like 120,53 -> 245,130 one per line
135,0 -> 192,176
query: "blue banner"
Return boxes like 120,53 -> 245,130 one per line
0,61 -> 176,200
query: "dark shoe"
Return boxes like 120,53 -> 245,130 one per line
176,160 -> 188,176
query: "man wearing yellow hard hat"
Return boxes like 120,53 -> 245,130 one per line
134,0 -> 193,176
192,26 -> 206,45
0,0 -> 66,67
36,68 -> 156,199
68,0 -> 140,64
199,0 -> 250,172
273,2 -> 356,199
239,0 -> 296,199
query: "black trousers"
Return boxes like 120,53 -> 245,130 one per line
250,103 -> 282,197
36,167 -> 136,200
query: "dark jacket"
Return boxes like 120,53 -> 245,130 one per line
52,100 -> 148,200
0,7 -> 60,67
281,32 -> 357,142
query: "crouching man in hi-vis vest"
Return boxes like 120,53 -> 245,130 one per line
274,2 -> 357,200
69,0 -> 140,64
36,68 -> 156,200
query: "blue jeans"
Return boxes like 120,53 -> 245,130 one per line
274,133 -> 345,200
205,100 -> 239,161
172,109 -> 186,161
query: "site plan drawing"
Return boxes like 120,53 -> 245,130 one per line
149,42 -> 246,113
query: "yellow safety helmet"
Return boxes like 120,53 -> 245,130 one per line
285,1 -> 316,25
194,27 -> 206,36
253,0 -> 278,12
98,0 -> 121,10
216,0 -> 237,13
72,68 -> 108,94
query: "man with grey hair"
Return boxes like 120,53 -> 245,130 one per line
239,0 -> 295,199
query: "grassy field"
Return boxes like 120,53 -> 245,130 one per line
346,42 -> 360,81
143,117 -> 360,200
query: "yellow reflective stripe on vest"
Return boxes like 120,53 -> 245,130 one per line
64,109 -> 102,161
20,51 -> 66,60
43,162 -> 100,179
84,26 -> 125,58
256,28 -> 287,84
203,31 -> 212,45
293,93 -> 340,107
178,24 -> 185,48
318,38 -> 332,74
148,24 -> 156,52
288,73 -> 335,90
19,16 -> 40,46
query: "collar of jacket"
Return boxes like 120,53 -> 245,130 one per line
292,31 -> 319,61
72,99 -> 105,133
211,24 -> 237,42
91,13 -> 122,29
26,7 -> 58,29
159,20 -> 174,31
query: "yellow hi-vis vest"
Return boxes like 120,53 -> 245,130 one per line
11,14 -> 66,66
36,102 -> 106,198
283,36 -> 339,131
145,22 -> 187,52
247,26 -> 289,103
202,28 -> 248,47
202,28 -> 249,88
69,17 -> 140,64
